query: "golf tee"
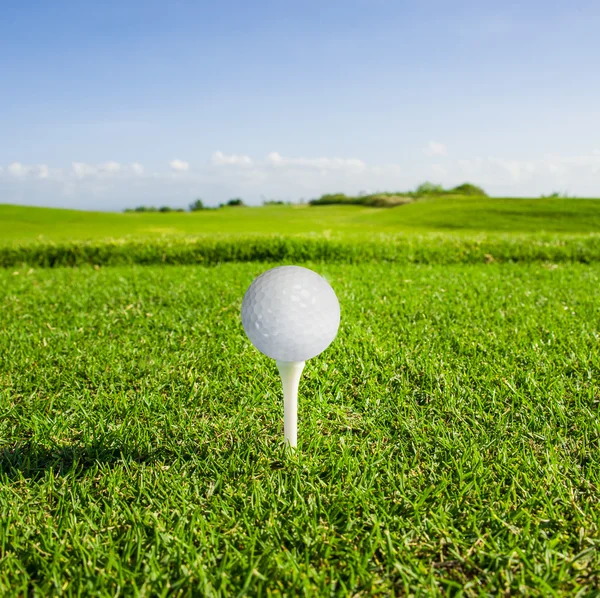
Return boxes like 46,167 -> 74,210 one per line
276,360 -> 305,450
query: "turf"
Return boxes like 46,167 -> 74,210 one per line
2,196 -> 600,243
3,233 -> 600,269
1,262 -> 598,595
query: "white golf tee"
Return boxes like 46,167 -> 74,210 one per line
276,360 -> 305,449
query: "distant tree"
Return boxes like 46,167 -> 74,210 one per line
125,204 -> 186,212
541,191 -> 569,199
415,182 -> 445,196
189,198 -> 205,211
225,198 -> 245,207
309,193 -> 355,206
450,183 -> 488,196
363,194 -> 413,207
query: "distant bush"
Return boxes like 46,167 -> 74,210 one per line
189,199 -> 205,212
449,183 -> 487,196
262,200 -> 290,206
415,182 -> 445,196
309,194 -> 364,206
220,198 -> 246,207
159,206 -> 184,212
124,205 -> 183,213
413,182 -> 488,198
365,194 -> 414,207
541,191 -> 569,199
123,206 -> 157,213
309,182 -> 489,207
309,191 -> 421,208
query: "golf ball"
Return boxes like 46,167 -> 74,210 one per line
241,266 -> 340,362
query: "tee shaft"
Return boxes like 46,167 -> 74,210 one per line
276,360 -> 305,449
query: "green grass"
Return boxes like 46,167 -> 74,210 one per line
3,233 -> 600,269
3,202 -> 600,269
1,262 -> 598,595
2,196 -> 600,244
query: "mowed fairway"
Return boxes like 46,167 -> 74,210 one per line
2,197 -> 600,244
1,262 -> 598,595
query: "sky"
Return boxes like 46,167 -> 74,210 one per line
1,0 -> 600,211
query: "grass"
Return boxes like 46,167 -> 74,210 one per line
2,196 -> 600,244
1,262 -> 598,595
3,233 -> 600,269
3,202 -> 600,269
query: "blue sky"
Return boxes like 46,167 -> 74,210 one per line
2,0 -> 600,210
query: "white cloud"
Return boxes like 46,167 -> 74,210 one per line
72,161 -> 122,178
447,152 -> 600,195
424,141 -> 447,157
8,162 -> 28,177
264,152 -> 366,171
169,159 -> 189,172
457,154 -> 600,181
552,153 -> 600,169
211,151 -> 252,166
100,161 -> 121,174
131,162 -> 144,175
207,150 -> 366,175
7,161 -> 52,179
72,162 -> 95,179
266,151 -> 283,164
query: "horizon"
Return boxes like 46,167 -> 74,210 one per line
2,0 -> 600,211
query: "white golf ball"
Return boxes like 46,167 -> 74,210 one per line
241,265 -> 340,362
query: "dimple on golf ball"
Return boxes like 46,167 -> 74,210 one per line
241,265 -> 340,362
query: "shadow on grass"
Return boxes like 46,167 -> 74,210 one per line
0,440 -> 179,481
0,439 -> 264,482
